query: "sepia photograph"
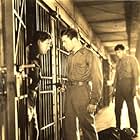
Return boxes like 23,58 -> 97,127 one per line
0,0 -> 140,140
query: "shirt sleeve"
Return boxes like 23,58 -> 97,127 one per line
28,59 -> 40,90
131,56 -> 140,86
88,52 -> 103,105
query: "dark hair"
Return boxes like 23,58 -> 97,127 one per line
29,31 -> 51,59
33,31 -> 51,52
114,44 -> 125,51
32,31 -> 51,47
61,28 -> 78,40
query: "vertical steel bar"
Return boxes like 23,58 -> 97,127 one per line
3,0 -> 15,139
15,98 -> 18,140
51,17 -> 57,140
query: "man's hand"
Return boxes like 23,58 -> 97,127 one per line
28,106 -> 35,122
87,104 -> 97,113
58,84 -> 66,93
132,86 -> 137,97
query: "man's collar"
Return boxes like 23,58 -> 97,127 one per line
72,46 -> 84,55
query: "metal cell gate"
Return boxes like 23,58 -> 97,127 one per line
14,0 -> 28,140
1,0 -> 68,139
36,1 -> 68,140
36,2 -> 54,139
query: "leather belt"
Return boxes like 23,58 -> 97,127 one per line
68,81 -> 87,86
118,77 -> 133,81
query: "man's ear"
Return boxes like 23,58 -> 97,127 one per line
37,40 -> 41,46
72,37 -> 77,44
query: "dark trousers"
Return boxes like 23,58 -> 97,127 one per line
63,84 -> 98,140
115,78 -> 138,133
28,115 -> 39,140
28,89 -> 39,140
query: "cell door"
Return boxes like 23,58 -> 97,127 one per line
36,1 -> 69,140
35,1 -> 54,140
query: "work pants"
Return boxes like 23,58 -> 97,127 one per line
115,78 -> 138,133
63,84 -> 98,140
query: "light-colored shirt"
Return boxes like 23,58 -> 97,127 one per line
116,54 -> 140,85
67,47 -> 103,105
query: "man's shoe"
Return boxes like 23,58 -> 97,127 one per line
133,133 -> 138,138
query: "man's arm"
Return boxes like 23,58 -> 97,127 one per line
88,52 -> 103,106
131,56 -> 140,95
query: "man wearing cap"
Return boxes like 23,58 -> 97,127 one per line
114,44 -> 140,138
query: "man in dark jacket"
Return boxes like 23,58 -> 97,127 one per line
28,31 -> 52,140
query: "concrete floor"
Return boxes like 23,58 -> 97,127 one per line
95,97 -> 140,140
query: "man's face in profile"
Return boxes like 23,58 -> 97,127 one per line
62,35 -> 74,52
38,39 -> 52,54
115,49 -> 124,59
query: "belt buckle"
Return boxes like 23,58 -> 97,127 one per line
68,81 -> 84,86
78,82 -> 83,86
